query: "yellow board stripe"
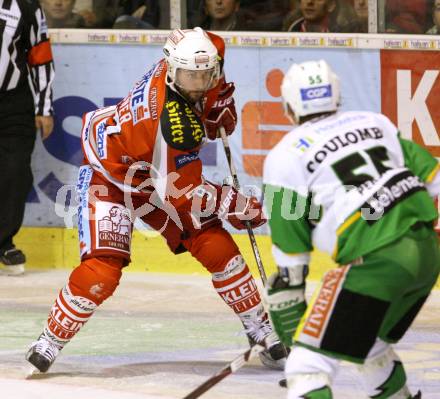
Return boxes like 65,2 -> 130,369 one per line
9,226 -> 439,289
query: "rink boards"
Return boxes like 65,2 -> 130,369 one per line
24,37 -> 440,230
19,35 -> 440,289
13,226 -> 334,279
13,226 -> 440,289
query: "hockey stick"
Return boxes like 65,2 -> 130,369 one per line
218,126 -> 268,285
219,126 -> 290,364
182,344 -> 264,399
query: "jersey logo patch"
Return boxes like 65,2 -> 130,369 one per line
160,87 -> 205,150
130,65 -> 156,124
293,136 -> 315,153
96,121 -> 107,159
168,29 -> 185,45
301,85 -> 332,101
174,152 -> 199,169
361,170 -> 426,224
96,203 -> 132,253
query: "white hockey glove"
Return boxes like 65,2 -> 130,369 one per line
264,265 -> 308,347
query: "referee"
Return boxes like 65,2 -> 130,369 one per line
0,0 -> 55,275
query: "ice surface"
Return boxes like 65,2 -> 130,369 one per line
1,270 -> 439,398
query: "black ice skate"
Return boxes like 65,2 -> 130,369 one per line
243,314 -> 288,370
26,335 -> 61,372
0,248 -> 25,275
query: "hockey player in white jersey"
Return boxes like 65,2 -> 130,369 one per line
263,60 -> 440,399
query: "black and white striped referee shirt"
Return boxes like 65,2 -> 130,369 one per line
0,0 -> 54,115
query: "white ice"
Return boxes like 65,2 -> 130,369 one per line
0,270 -> 439,398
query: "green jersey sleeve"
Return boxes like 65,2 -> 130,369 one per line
264,184 -> 313,254
263,132 -> 315,255
399,136 -> 439,182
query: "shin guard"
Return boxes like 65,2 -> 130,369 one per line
43,283 -> 98,348
285,346 -> 338,399
359,341 -> 411,399
42,257 -> 122,348
213,255 -> 287,370
211,255 -> 264,320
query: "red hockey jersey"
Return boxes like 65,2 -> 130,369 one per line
81,32 -> 226,214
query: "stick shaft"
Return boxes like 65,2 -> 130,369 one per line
182,345 -> 264,399
219,127 -> 267,285
219,128 -> 289,362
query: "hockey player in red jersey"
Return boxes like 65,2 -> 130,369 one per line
26,27 -> 286,372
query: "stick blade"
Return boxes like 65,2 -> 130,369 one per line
182,345 -> 264,399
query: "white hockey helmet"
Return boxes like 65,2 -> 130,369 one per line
281,60 -> 340,122
163,27 -> 220,92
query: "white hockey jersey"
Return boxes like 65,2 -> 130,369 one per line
263,111 -> 440,265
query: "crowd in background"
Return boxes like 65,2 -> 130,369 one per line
40,0 -> 440,34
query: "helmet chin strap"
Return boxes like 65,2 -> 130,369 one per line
283,101 -> 298,125
165,74 -> 192,103
165,73 -> 177,93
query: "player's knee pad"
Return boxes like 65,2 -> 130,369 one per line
285,346 -> 338,399
188,226 -> 240,273
211,254 -> 263,318
359,340 -> 410,399
69,256 -> 124,305
44,256 -> 123,347
211,253 -> 247,283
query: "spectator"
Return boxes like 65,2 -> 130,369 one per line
282,0 -> 300,31
353,0 -> 368,32
286,0 -> 361,32
67,0 -> 119,28
187,0 -> 204,27
156,0 -> 170,29
200,0 -> 245,31
426,0 -> 440,34
72,0 -> 95,26
41,0 -> 86,28
113,0 -> 159,29
92,0 -> 119,28
385,0 -> 429,34
240,0 -> 290,31
0,0 -> 55,275
286,0 -> 336,32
